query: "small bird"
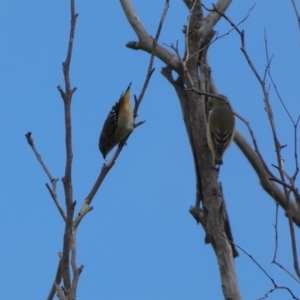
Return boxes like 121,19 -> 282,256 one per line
207,95 -> 235,165
99,83 -> 134,159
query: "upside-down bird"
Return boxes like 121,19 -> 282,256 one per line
99,83 -> 134,159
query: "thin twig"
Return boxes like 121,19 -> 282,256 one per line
272,202 -> 279,262
257,285 -> 300,300
291,0 -> 300,33
134,120 -> 146,128
273,261 -> 300,284
270,201 -> 300,283
47,253 -> 63,300
46,183 -> 66,221
214,224 -> 300,299
134,0 -> 169,114
197,3 -> 255,62
25,132 -> 55,182
25,132 -> 54,181
264,30 -> 294,124
292,120 -> 300,182
25,132 -> 66,221
213,226 -> 273,284
263,31 -> 300,280
264,31 -> 300,182
69,228 -> 84,300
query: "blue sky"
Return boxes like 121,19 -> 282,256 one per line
1,0 -> 300,299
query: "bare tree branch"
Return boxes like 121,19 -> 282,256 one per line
47,1 -> 82,297
47,254 -> 63,300
210,218 -> 300,299
25,132 -> 55,181
120,0 -> 182,75
258,286 -> 300,300
271,202 -> 300,283
196,0 -> 232,39
69,229 -> 83,300
134,0 -> 169,114
55,283 -> 65,300
56,0 -> 78,293
25,132 -> 66,221
291,0 -> 300,33
46,182 -> 66,221
264,30 -> 300,182
234,130 -> 300,227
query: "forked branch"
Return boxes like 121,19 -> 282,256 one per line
25,132 -> 66,221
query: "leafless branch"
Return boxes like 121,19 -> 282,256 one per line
133,0 -> 169,112
264,33 -> 293,124
25,132 -> 66,221
121,0 -> 181,75
134,0 -> 169,113
194,0 -> 232,39
55,283 -> 65,300
262,30 -> 300,280
264,31 -> 300,182
222,228 -> 299,299
272,202 -> 279,262
46,183 -> 66,221
133,120 -> 146,128
47,254 -> 63,300
273,261 -> 300,284
270,202 -> 300,283
210,219 -> 300,299
69,229 -> 83,300
233,111 -> 275,177
25,132 -> 55,181
199,3 -> 255,54
257,286 -> 300,300
291,0 -> 300,33
234,131 -> 300,227
292,120 -> 300,181
56,0 -> 78,294
47,0 -> 79,296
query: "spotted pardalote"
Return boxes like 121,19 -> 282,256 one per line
207,94 -> 235,165
99,83 -> 134,159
